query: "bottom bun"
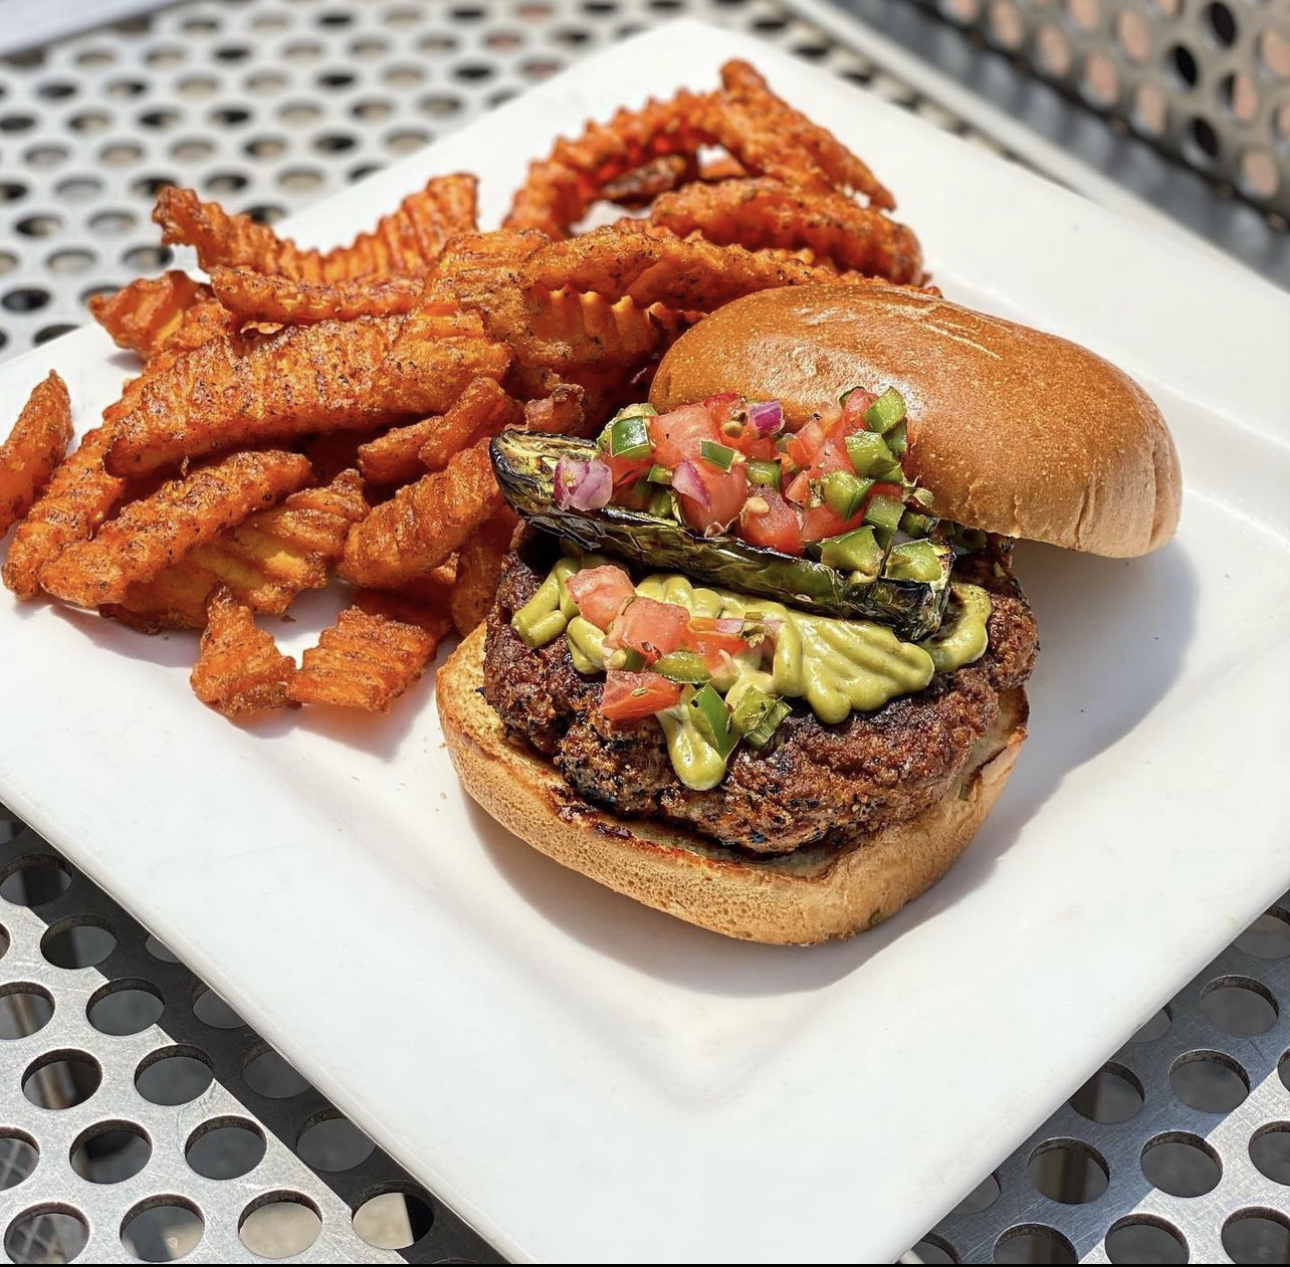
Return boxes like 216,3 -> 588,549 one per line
437,625 -> 1028,945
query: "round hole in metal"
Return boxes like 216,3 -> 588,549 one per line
1106,1215 -> 1188,1265
1070,1062 -> 1145,1123
1222,1210 -> 1290,1265
1141,1132 -> 1222,1197
5,1205 -> 88,1264
0,1130 -> 38,1190
186,1117 -> 266,1180
239,1193 -> 322,1259
352,1187 -> 436,1250
908,1235 -> 959,1266
143,934 -> 180,963
41,915 -> 116,969
121,1198 -> 204,1263
951,1171 -> 1000,1215
297,1113 -> 376,1171
1250,1124 -> 1290,1187
1027,1138 -> 1109,1204
69,1121 -> 151,1183
87,980 -> 164,1036
244,1045 -> 310,1098
0,983 -> 54,1039
1170,1050 -> 1250,1113
35,325 -> 77,346
1200,975 -> 1279,1036
134,1046 -> 213,1106
192,986 -> 244,1029
994,1225 -> 1077,1266
0,854 -> 71,905
22,1051 -> 101,1109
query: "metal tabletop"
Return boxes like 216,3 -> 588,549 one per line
1,1 -> 1288,1263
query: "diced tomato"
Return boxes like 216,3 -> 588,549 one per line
784,470 -> 812,507
649,403 -> 717,469
871,481 -> 905,501
677,461 -> 747,536
600,670 -> 684,722
603,453 -> 653,487
704,391 -> 743,431
739,486 -> 804,555
605,596 -> 689,661
841,388 -> 878,427
681,617 -> 750,664
565,564 -> 635,631
800,501 -> 866,542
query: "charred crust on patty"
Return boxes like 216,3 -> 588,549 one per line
482,536 -> 1038,856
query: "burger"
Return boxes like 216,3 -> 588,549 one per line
437,285 -> 1181,944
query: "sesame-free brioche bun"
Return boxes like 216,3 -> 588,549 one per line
650,285 -> 1181,558
437,625 -> 1028,945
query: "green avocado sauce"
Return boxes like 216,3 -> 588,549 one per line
514,559 -> 991,790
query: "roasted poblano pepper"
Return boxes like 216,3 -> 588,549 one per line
491,431 -> 953,640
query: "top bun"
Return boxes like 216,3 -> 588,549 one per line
650,285 -> 1181,557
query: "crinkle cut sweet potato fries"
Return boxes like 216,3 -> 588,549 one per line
0,60 -> 929,722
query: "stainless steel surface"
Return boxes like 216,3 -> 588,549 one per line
2,1 -> 1288,1264
900,0 -> 1290,220
823,0 -> 1290,284
0,805 -> 499,1264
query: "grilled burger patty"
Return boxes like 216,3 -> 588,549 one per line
482,533 -> 1039,855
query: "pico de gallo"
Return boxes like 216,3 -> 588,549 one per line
550,385 -> 945,585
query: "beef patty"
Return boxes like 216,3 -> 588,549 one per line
482,532 -> 1038,855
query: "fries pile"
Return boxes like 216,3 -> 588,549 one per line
0,60 -> 923,722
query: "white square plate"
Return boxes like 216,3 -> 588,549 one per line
3,20 -> 1289,1264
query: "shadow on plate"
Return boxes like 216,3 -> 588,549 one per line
473,538 -> 1200,996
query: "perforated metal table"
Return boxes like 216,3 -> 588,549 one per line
2,2 -> 1288,1263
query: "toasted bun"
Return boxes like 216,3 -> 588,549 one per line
650,285 -> 1181,557
438,625 -> 1028,945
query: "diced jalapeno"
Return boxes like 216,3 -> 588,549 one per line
647,464 -> 671,485
864,494 -> 905,540
819,525 -> 884,578
911,487 -> 936,509
885,539 -> 943,583
614,402 -> 657,420
822,470 -> 873,521
607,647 -> 648,672
607,413 -> 653,459
653,650 -> 711,683
863,386 -> 906,434
732,687 -> 791,748
700,440 -> 738,472
688,683 -> 737,757
845,430 -> 896,479
899,509 -> 937,539
746,459 -> 781,489
950,524 -> 989,552
646,487 -> 675,520
885,421 -> 907,458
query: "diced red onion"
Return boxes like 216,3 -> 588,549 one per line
671,460 -> 710,508
748,399 -> 784,437
554,455 -> 613,511
714,617 -> 745,635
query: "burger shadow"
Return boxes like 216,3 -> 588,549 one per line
474,539 -> 1200,998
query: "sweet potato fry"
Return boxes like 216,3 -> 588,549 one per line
357,419 -> 439,486
649,178 -> 924,284
340,438 -> 500,589
191,586 -> 296,718
355,577 -> 454,633
522,381 -> 588,434
288,605 -> 446,712
601,155 -> 695,208
372,334 -> 513,419
103,316 -> 405,476
449,506 -> 517,636
519,224 -> 862,312
417,377 -> 522,473
0,371 -> 74,540
40,449 -> 313,608
89,272 -> 210,359
109,469 -> 368,628
154,174 -> 478,281
2,427 -> 126,600
711,61 -> 895,210
505,89 -> 717,238
209,268 -> 423,325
